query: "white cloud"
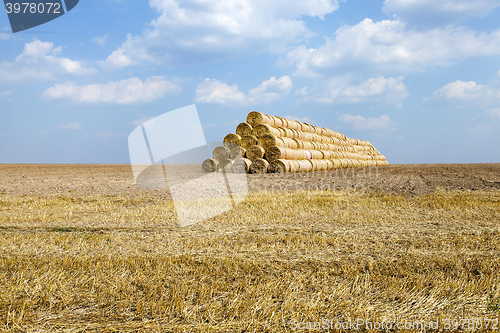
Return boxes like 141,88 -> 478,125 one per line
0,32 -> 11,40
0,90 -> 14,101
58,122 -> 81,130
383,0 -> 500,26
295,86 -> 309,96
338,114 -> 394,130
487,108 -> 500,116
282,19 -> 500,77
195,75 -> 292,105
102,0 -> 339,67
42,76 -> 181,104
285,115 -> 317,124
299,76 -> 408,106
425,80 -> 500,108
0,40 -> 96,82
466,124 -> 491,134
92,34 -> 109,46
431,80 -> 493,99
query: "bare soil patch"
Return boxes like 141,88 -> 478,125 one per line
0,163 -> 499,198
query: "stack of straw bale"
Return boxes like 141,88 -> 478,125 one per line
203,111 -> 389,174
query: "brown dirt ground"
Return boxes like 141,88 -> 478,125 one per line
0,163 -> 499,198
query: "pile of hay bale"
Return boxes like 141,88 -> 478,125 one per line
202,111 -> 389,174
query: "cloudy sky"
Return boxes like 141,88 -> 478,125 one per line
1,0 -> 499,164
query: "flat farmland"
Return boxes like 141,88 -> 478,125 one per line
0,164 -> 499,332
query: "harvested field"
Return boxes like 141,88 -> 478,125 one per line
0,164 -> 499,332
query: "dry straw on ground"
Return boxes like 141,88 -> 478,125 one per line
1,189 -> 499,332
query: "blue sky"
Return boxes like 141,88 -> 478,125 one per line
0,0 -> 499,164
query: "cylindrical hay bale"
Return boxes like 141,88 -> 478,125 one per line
272,116 -> 283,128
338,159 -> 349,168
289,160 -> 300,172
247,111 -> 273,127
231,158 -> 252,173
247,145 -> 266,161
240,135 -> 258,149
297,160 -> 313,172
281,137 -> 297,149
253,124 -> 281,137
250,158 -> 269,174
293,138 -> 304,149
288,120 -> 300,130
278,117 -> 290,129
269,159 -> 291,173
217,158 -> 233,172
320,150 -> 331,159
265,146 -> 293,161
202,158 -> 218,172
331,159 -> 342,169
316,160 -> 328,171
308,150 -> 323,159
258,134 -> 281,150
236,122 -> 253,137
212,146 -> 230,161
223,133 -> 241,147
230,146 -> 246,159
325,159 -> 334,170
308,159 -> 318,172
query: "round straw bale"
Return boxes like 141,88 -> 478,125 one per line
247,145 -> 266,161
202,158 -> 218,173
265,146 -> 289,162
308,159 -> 318,171
269,159 -> 291,173
223,133 -> 241,147
288,160 -> 300,172
212,146 -> 230,161
281,137 -> 297,149
319,160 -> 329,171
272,116 -> 283,128
325,159 -> 334,170
258,134 -> 281,150
298,160 -> 313,172
230,146 -> 246,159
250,158 -> 269,174
287,119 -> 299,130
278,117 -> 289,128
307,149 -> 323,159
320,150 -> 331,159
331,159 -> 342,169
303,123 -> 313,133
231,158 -> 252,173
339,159 -> 349,168
247,111 -> 272,127
217,158 -> 233,173
240,135 -> 258,149
293,138 -> 304,149
253,124 -> 281,137
236,122 -> 253,137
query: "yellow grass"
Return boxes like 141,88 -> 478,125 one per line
0,189 -> 499,332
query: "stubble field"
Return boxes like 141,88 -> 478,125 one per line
0,164 -> 499,332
